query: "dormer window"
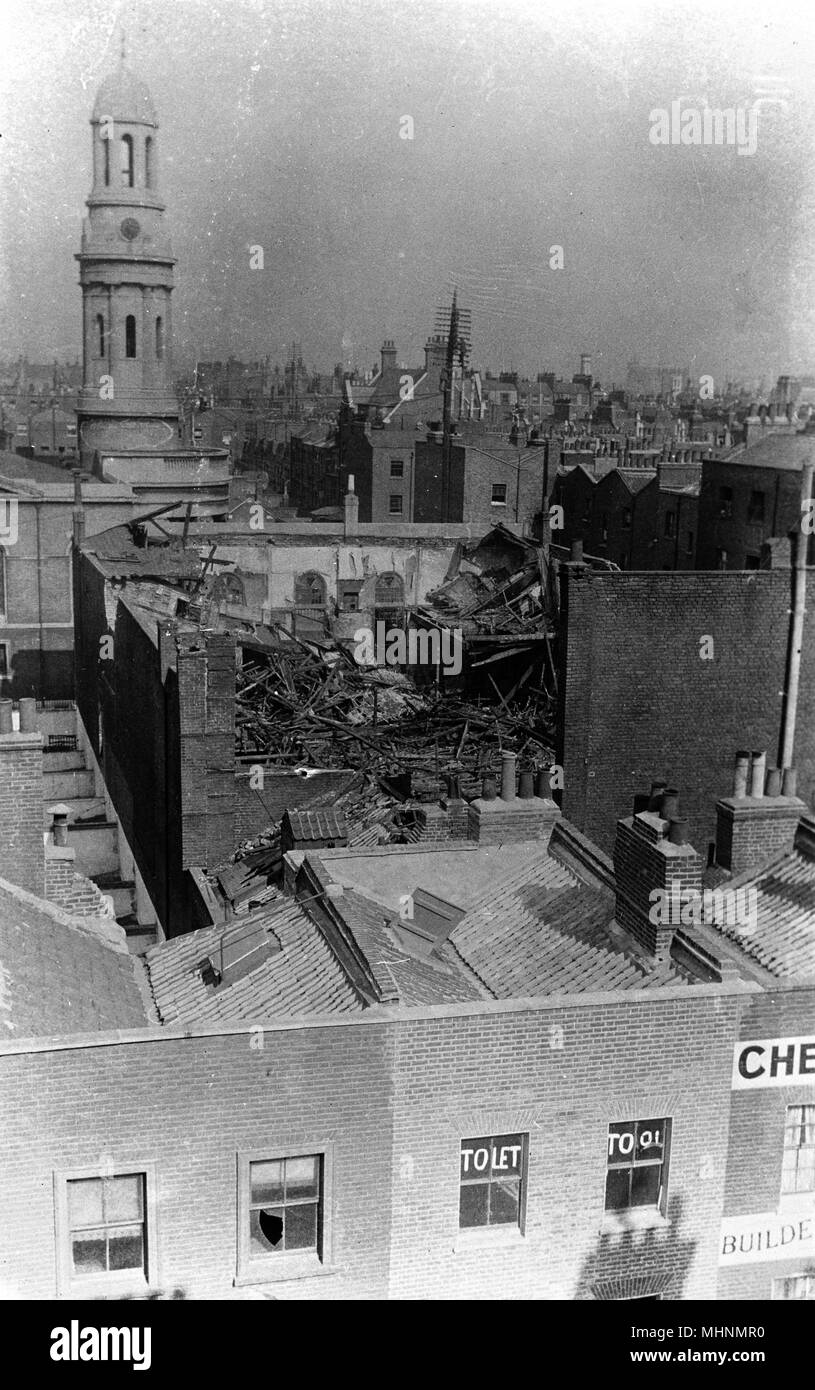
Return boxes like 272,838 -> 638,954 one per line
120,134 -> 134,188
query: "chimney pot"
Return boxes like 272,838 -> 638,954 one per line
668,817 -> 689,846
0,699 -> 12,734
749,750 -> 766,798
659,787 -> 679,821
535,767 -> 550,798
648,780 -> 667,811
18,698 -> 37,733
500,751 -> 517,802
481,774 -> 497,801
733,750 -> 750,798
765,766 -> 782,797
570,539 -> 584,562
782,767 -> 798,797
518,769 -> 534,799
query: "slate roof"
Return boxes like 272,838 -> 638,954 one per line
144,892 -> 364,1025
0,883 -> 151,1039
336,888 -> 484,1006
447,855 -> 682,997
283,808 -> 348,843
705,826 -> 815,982
727,431 -> 815,472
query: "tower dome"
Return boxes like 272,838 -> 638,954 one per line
92,63 -> 156,125
77,61 -> 178,466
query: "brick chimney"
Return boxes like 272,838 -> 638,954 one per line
0,698 -> 45,897
613,787 -> 702,961
715,750 -> 806,874
344,475 -> 359,539
467,751 -> 561,844
380,339 -> 397,375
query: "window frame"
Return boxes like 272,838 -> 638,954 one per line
604,1118 -> 672,1224
0,639 -> 9,678
491,483 -> 508,506
53,1163 -> 159,1299
458,1132 -> 529,1243
780,1103 -> 815,1206
389,494 -> 403,515
120,133 -> 134,188
772,1273 -> 815,1300
236,1144 -> 334,1285
389,458 -> 404,478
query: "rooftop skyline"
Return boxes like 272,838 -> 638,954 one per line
3,0 -> 815,386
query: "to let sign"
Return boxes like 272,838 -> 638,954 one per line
460,1135 -> 523,1180
732,1036 -> 815,1089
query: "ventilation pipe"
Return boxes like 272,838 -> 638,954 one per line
500,751 -> 517,802
749,751 -> 766,798
778,462 -> 814,772
733,751 -> 750,798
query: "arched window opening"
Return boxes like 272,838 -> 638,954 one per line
0,547 -> 7,619
103,135 -> 110,186
155,316 -> 164,360
120,134 -> 134,188
294,572 -> 327,608
96,314 -> 105,358
125,315 -> 136,358
145,136 -> 154,189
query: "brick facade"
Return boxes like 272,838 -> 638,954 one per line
0,986 -> 755,1301
0,732 -> 44,896
557,565 -> 815,855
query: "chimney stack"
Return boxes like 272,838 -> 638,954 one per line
0,704 -> 45,897
380,339 -> 397,375
613,786 -> 702,961
344,475 -> 359,538
715,750 -> 806,874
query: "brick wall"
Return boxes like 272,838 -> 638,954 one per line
0,987 -> 751,1301
697,458 -> 806,570
557,566 -> 815,855
234,769 -> 356,842
0,732 -> 44,896
718,988 -> 815,1300
44,854 -> 115,919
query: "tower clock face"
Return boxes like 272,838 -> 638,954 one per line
120,217 -> 141,240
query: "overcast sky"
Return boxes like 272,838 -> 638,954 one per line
3,0 -> 815,387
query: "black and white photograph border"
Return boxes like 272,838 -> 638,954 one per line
0,0 -> 814,1327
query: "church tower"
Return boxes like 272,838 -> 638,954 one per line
77,59 -> 180,467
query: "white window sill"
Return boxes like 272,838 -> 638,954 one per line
601,1209 -> 671,1235
62,1274 -> 155,1300
234,1255 -> 335,1286
455,1224 -> 525,1254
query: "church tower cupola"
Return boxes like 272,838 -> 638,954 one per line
76,56 -> 179,466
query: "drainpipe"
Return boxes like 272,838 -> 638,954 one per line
778,462 -> 814,770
